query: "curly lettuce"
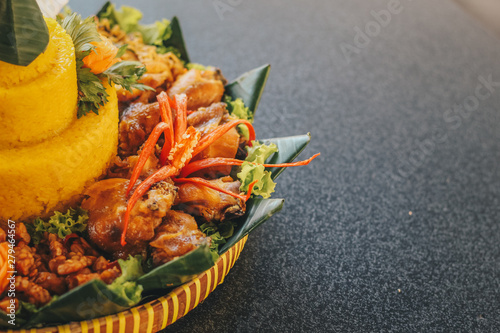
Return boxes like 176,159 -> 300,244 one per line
200,220 -> 237,261
27,207 -> 89,244
108,256 -> 144,306
237,141 -> 278,199
225,95 -> 254,139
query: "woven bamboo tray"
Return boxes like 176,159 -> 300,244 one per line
6,236 -> 248,333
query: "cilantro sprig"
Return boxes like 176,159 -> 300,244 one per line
59,12 -> 153,118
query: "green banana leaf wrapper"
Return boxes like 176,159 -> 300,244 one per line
0,4 -> 313,329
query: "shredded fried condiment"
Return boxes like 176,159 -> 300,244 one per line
96,19 -> 186,103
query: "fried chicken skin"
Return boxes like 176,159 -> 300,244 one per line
168,69 -> 226,110
174,176 -> 245,223
149,210 -> 209,266
82,178 -> 177,259
119,102 -> 162,157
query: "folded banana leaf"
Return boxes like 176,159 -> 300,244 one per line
225,64 -> 271,115
96,2 -> 190,63
137,243 -> 214,291
0,0 -> 49,66
0,6 -> 314,329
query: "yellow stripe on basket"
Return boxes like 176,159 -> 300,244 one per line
237,239 -> 243,258
181,284 -> 191,316
105,315 -> 113,333
145,303 -> 154,333
81,320 -> 88,333
220,253 -> 227,284
170,292 -> 179,324
118,312 -> 126,333
92,318 -> 100,333
19,329 -> 26,333
159,296 -> 169,329
213,260 -> 219,291
227,247 -> 234,272
56,325 -> 65,333
131,307 -> 140,333
30,329 -> 37,333
194,277 -> 201,308
205,269 -> 212,300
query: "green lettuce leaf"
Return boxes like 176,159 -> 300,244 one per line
26,207 -> 89,244
237,141 -> 278,198
225,95 -> 254,139
238,162 -> 275,199
108,256 -> 144,306
200,220 -> 238,261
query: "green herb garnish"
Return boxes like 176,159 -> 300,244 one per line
59,12 -> 152,118
27,207 -> 89,244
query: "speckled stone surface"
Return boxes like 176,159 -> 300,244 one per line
73,0 -> 500,331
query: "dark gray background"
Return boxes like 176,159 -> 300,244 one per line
72,0 -> 500,331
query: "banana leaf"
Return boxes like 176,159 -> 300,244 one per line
24,279 -> 137,327
0,5 -> 314,328
265,134 -> 312,180
96,2 -> 190,63
225,64 -> 271,115
164,16 -> 190,63
138,243 -> 214,292
0,307 -> 27,329
219,198 -> 284,254
0,0 -> 49,66
218,134 -> 312,253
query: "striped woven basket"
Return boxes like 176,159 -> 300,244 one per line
7,236 -> 248,333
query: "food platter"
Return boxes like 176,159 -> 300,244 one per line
0,2 -> 318,331
5,236 -> 247,333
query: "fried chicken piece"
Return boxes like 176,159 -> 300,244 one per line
168,69 -> 226,110
0,228 -> 5,243
150,210 -> 209,265
188,102 -> 226,136
174,176 -> 245,223
108,149 -> 161,180
82,178 -> 177,259
187,102 -> 240,176
119,102 -> 162,156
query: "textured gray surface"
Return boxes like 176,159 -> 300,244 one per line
72,0 -> 500,331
